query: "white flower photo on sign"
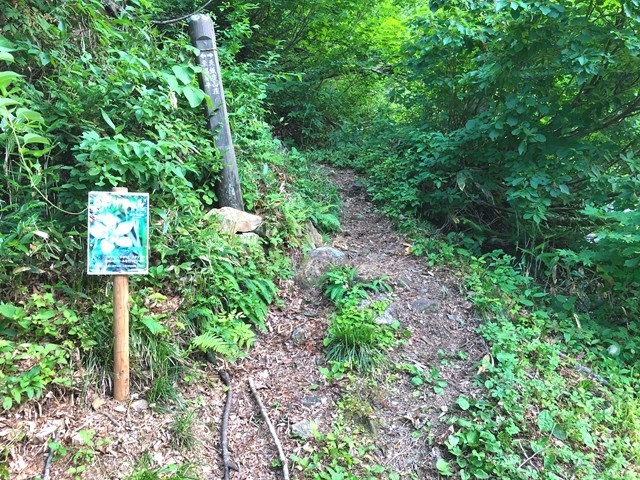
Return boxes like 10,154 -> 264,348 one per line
87,192 -> 149,275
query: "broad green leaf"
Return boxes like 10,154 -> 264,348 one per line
0,303 -> 22,319
100,109 -> 116,132
537,410 -> 554,432
16,108 -> 44,123
0,98 -> 19,109
456,396 -> 470,410
0,70 -> 20,89
22,133 -> 50,145
183,85 -> 205,108
140,315 -> 166,335
164,74 -> 180,91
552,426 -> 567,441
171,65 -> 193,85
436,458 -> 453,476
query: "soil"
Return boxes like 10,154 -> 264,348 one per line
1,168 -> 488,479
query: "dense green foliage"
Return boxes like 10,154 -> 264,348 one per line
321,266 -> 395,371
0,0 -> 335,415
320,1 -> 640,324
233,0 -> 640,477
2,0 -> 640,478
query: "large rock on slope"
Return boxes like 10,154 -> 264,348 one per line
206,207 -> 262,234
295,247 -> 347,288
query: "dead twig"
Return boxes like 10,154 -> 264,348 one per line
42,431 -> 58,480
557,352 -> 610,386
518,446 -> 547,469
151,0 -> 215,25
219,370 -> 238,479
102,412 -> 119,426
248,377 -> 290,480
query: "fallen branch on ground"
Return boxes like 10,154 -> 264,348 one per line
42,431 -> 58,480
219,370 -> 238,479
558,351 -> 610,386
248,377 -> 290,480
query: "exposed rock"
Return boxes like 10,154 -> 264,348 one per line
375,307 -> 398,326
205,207 -> 262,233
34,421 -> 62,442
71,430 -> 90,446
395,272 -> 414,289
131,399 -> 149,412
291,327 -> 308,345
305,222 -> 324,248
411,298 -> 440,314
91,395 -> 106,411
302,395 -> 323,408
291,419 -> 316,439
295,247 -> 347,288
238,232 -> 261,245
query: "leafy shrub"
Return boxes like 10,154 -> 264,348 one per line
322,265 -> 391,308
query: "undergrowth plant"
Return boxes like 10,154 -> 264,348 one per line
323,266 -> 392,308
126,453 -> 197,480
321,266 -> 396,372
290,415 -> 396,480
0,0 -> 341,423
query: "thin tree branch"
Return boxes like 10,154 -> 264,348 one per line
248,377 -> 290,480
42,432 -> 58,480
151,0 -> 215,25
219,370 -> 238,479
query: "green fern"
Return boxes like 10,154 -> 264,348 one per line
191,331 -> 237,358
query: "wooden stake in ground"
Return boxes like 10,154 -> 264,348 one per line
248,378 -> 290,480
112,186 -> 130,401
188,14 -> 244,211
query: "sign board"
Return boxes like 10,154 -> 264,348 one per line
87,191 -> 149,275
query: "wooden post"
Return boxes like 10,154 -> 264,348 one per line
112,186 -> 130,401
188,14 -> 244,211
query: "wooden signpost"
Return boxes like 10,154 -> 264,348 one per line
188,14 -> 244,211
88,187 -> 149,401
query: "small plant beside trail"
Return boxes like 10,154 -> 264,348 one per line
125,453 -> 197,480
290,414 -> 396,480
323,265 -> 392,308
321,266 -> 396,372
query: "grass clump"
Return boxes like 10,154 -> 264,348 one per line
322,266 -> 396,372
324,305 -> 394,372
169,407 -> 198,452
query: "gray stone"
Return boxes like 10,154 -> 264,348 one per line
302,395 -> 322,408
395,272 -> 413,289
205,207 -> 262,233
238,232 -> 261,245
131,399 -> 149,412
291,419 -> 316,439
295,247 -> 347,288
305,222 -> 324,248
411,298 -> 440,314
372,301 -> 398,326
291,327 -> 307,345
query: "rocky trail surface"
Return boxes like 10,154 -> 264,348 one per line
3,168 -> 487,479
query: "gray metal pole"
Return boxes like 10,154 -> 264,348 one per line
188,14 -> 244,211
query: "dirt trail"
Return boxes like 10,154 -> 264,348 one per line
216,168 -> 487,479
3,168 -> 486,479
